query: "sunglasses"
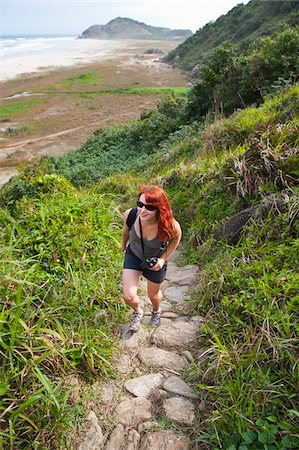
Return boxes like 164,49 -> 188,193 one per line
137,200 -> 157,211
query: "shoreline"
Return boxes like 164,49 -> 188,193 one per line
1,38 -> 142,82
0,39 -> 187,187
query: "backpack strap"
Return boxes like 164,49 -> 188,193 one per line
126,207 -> 138,230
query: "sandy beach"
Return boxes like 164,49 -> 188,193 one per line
1,38 -> 134,81
0,38 -> 187,186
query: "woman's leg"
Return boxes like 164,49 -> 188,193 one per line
122,269 -> 142,313
147,280 -> 163,312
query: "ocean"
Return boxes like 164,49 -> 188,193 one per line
0,36 -> 78,59
0,36 -> 125,81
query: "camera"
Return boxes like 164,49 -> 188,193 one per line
140,257 -> 158,270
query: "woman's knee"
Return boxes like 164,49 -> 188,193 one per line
123,288 -> 139,305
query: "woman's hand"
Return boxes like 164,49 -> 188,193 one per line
151,258 -> 165,271
121,243 -> 127,252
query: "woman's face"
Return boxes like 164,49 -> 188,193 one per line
137,194 -> 158,222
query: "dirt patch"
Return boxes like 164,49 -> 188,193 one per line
0,40 -> 188,186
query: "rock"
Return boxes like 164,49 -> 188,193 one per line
159,300 -> 174,311
78,410 -> 104,450
214,206 -> 256,245
124,373 -> 164,398
103,423 -> 125,450
165,264 -> 199,285
143,48 -> 165,54
163,376 -> 198,399
163,285 -> 190,303
158,389 -> 169,399
133,367 -> 143,376
182,350 -> 194,362
119,324 -> 149,349
161,311 -> 179,318
174,316 -> 190,322
138,421 -> 158,433
114,397 -> 152,426
127,429 -> 141,450
98,382 -> 116,404
138,347 -> 187,372
151,321 -> 199,349
163,397 -> 195,424
112,352 -> 133,374
139,430 -> 190,449
190,315 -> 205,326
191,63 -> 201,77
198,401 -> 207,412
172,302 -> 193,315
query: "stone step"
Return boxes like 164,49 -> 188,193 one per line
138,347 -> 188,373
151,320 -> 200,349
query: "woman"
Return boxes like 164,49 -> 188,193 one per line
121,185 -> 182,332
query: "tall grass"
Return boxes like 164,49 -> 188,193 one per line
0,176 -> 126,448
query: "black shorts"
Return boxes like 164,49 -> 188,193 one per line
123,245 -> 167,284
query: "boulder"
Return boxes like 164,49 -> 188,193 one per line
163,397 -> 195,424
124,373 -> 164,398
214,206 -> 256,244
103,424 -> 124,450
78,411 -> 104,450
127,429 -> 141,450
138,347 -> 187,372
163,376 -> 198,399
163,285 -> 190,303
119,323 -> 149,349
165,264 -> 199,285
114,397 -> 152,426
143,48 -> 165,54
151,321 -> 199,349
139,430 -> 189,449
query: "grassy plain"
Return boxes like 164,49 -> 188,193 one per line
0,39 -> 188,185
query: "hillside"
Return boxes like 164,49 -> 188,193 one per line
0,11 -> 298,450
165,0 -> 299,70
1,80 -> 298,447
80,17 -> 193,40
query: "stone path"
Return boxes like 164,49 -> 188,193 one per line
78,253 -> 204,449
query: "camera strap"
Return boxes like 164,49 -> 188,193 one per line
139,217 -> 146,259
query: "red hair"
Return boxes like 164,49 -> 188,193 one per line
138,185 -> 175,241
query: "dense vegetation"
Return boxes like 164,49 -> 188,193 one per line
1,5 -> 298,449
184,25 -> 299,120
166,0 -> 299,70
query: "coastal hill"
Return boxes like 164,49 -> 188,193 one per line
79,17 -> 193,40
1,0 -> 298,447
165,0 -> 299,70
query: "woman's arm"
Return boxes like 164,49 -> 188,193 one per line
121,209 -> 131,252
153,220 -> 182,270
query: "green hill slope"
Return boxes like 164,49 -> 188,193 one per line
165,0 -> 299,70
0,14 -> 298,447
1,84 -> 298,448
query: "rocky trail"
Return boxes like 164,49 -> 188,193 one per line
77,253 -> 206,450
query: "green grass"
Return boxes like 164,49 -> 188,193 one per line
73,86 -> 189,98
0,125 -> 33,137
65,71 -> 102,88
0,175 -> 127,448
0,99 -> 44,118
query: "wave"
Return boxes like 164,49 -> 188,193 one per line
0,36 -> 77,58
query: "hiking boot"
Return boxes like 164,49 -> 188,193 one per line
129,310 -> 143,332
150,309 -> 161,326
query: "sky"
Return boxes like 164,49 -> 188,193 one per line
1,0 -> 251,37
